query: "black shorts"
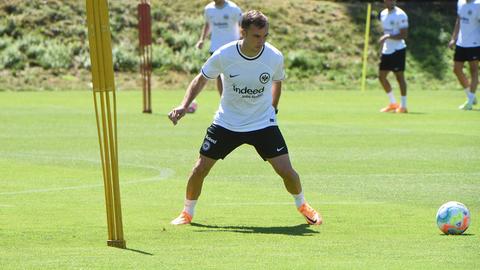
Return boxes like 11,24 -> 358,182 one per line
379,48 -> 406,72
454,46 -> 480,62
199,124 -> 288,160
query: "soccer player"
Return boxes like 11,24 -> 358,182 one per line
168,10 -> 322,226
449,0 -> 480,110
196,0 -> 242,96
378,0 -> 409,113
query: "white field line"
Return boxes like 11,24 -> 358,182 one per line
0,152 -> 175,196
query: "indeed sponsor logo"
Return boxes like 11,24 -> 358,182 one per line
232,85 -> 265,95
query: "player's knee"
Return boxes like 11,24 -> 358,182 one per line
453,66 -> 462,75
191,162 -> 212,178
275,166 -> 298,180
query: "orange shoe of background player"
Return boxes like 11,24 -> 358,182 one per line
170,211 -> 192,225
298,203 -> 323,225
395,107 -> 408,113
380,103 -> 399,113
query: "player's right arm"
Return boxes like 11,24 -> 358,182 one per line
168,74 -> 208,125
196,22 -> 210,49
449,17 -> 460,49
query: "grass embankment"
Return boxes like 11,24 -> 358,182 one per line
0,1 -> 458,91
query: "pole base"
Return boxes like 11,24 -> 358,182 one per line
143,109 -> 152,114
107,239 -> 126,249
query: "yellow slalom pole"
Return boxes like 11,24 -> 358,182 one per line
86,0 -> 126,249
361,3 -> 372,92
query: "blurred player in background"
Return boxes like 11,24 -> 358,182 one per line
449,0 -> 479,110
378,0 -> 409,113
196,0 -> 242,96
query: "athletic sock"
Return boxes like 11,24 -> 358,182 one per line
387,91 -> 396,104
400,96 -> 407,108
183,199 -> 197,217
292,191 -> 305,208
467,92 -> 476,105
464,88 -> 471,98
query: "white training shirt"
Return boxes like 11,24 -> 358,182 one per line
380,7 -> 408,55
204,1 -> 242,52
457,0 -> 480,47
201,41 -> 285,132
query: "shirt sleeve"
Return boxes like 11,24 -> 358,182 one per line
272,53 -> 285,81
201,50 -> 222,80
204,7 -> 209,23
398,13 -> 408,29
237,7 -> 243,24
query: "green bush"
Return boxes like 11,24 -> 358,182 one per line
112,43 -> 138,72
151,43 -> 174,70
38,41 -> 73,69
0,44 -> 26,70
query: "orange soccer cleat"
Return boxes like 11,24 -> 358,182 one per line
170,211 -> 192,225
298,203 -> 323,225
380,103 -> 399,113
395,107 -> 408,113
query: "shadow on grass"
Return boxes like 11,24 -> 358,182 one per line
439,233 -> 475,237
190,223 -> 319,236
125,248 -> 154,256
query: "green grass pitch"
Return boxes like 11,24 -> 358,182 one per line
0,90 -> 479,269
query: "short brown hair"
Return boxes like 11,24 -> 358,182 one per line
241,10 -> 268,30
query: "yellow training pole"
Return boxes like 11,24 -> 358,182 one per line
361,3 -> 372,92
86,0 -> 126,249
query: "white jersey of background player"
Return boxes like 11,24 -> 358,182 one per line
196,0 -> 242,96
196,0 -> 242,53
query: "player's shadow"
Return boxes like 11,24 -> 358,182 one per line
190,223 -> 319,236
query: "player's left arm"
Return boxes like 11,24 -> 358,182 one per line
379,14 -> 408,42
386,28 -> 408,40
272,81 -> 281,114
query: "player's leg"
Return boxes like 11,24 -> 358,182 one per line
394,71 -> 408,113
186,155 -> 217,200
268,154 -> 322,225
456,60 -> 474,110
467,60 -> 478,106
379,69 -> 398,112
453,61 -> 469,89
453,45 -> 474,107
171,155 -> 217,225
250,126 -> 322,225
268,154 -> 301,194
171,124 -> 241,225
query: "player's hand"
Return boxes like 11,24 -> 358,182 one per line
448,39 -> 456,50
168,106 -> 187,125
195,40 -> 204,50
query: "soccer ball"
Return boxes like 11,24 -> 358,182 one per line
436,201 -> 470,235
187,100 -> 198,113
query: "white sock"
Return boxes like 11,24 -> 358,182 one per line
387,91 -> 396,104
400,96 -> 407,108
292,191 -> 305,208
183,199 -> 197,217
467,92 -> 476,105
464,88 -> 471,98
